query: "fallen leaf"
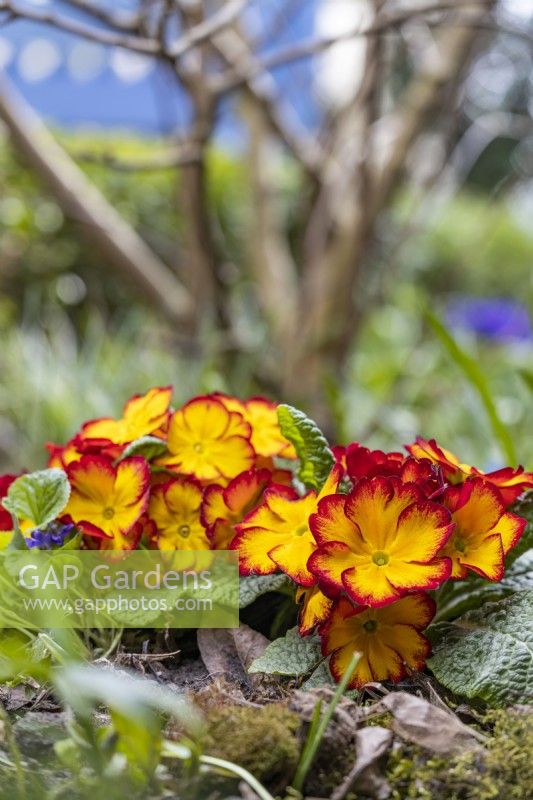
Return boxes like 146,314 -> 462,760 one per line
331,726 -> 393,800
197,625 -> 269,686
381,691 -> 485,754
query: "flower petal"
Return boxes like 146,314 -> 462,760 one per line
230,526 -> 280,575
269,535 -> 316,586
307,541 -> 357,593
309,495 -> 356,547
344,477 -> 422,550
390,501 -> 453,562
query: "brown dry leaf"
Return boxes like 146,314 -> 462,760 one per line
381,691 -> 485,755
331,726 -> 393,800
197,625 -> 269,686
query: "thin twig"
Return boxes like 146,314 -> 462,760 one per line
168,0 -> 248,58
211,0 -> 493,94
0,0 -> 160,53
61,0 -> 140,32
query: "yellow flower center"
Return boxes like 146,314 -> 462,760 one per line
454,536 -> 467,553
178,524 -> 191,538
295,524 -> 308,537
102,507 -> 115,520
193,442 -> 203,453
372,551 -> 389,566
363,619 -> 378,633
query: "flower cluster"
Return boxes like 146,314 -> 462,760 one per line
1,389 -> 531,690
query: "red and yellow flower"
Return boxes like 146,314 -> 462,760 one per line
406,437 -> 533,505
201,468 -> 272,549
216,394 -> 296,458
345,444 -> 405,482
344,443 -> 445,498
0,474 -> 18,548
309,476 -> 453,607
321,593 -> 435,688
296,584 -> 334,636
440,478 -> 525,581
160,395 -> 255,483
148,478 -> 209,550
232,465 -> 342,587
65,456 -> 150,550
80,386 -> 172,447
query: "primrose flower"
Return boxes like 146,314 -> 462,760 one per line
0,474 -> 17,531
160,395 -> 255,483
231,466 -> 342,587
216,394 -> 296,459
406,437 -> 533,505
344,444 -> 444,498
440,479 -> 526,580
80,386 -> 172,446
321,593 -> 435,688
345,444 -> 405,482
296,584 -> 334,636
65,456 -> 150,550
148,478 -> 209,550
309,476 -> 453,607
201,468 -> 272,549
0,474 -> 18,549
46,436 -> 123,469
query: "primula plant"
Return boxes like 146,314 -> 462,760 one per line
1,386 -> 532,697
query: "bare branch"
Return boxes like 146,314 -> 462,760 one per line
210,27 -> 323,178
0,0 -> 159,53
167,0 -> 248,58
211,0 -> 493,94
0,74 -> 193,327
61,0 -> 140,32
244,99 -> 298,345
0,0 -> 249,58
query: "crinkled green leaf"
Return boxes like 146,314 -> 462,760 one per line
277,404 -> 334,490
248,626 -> 322,676
239,574 -> 291,608
119,436 -> 167,461
2,469 -> 70,528
509,493 -> 533,564
299,659 -> 335,690
428,591 -> 533,706
435,551 -> 533,622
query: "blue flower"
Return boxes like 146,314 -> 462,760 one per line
26,521 -> 75,550
446,296 -> 532,343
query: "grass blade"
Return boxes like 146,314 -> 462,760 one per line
426,310 -> 517,465
290,651 -> 361,794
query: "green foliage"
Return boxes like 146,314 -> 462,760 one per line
387,708 -> 533,800
248,625 -> 322,677
202,703 -> 300,787
0,320 -> 205,473
119,436 -> 168,461
426,310 -> 516,464
277,404 -> 334,490
290,651 -> 361,794
396,191 -> 533,305
2,468 -> 70,528
239,573 -> 291,608
435,551 -> 533,622
428,591 -> 533,706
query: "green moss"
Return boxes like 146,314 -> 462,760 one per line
387,709 -> 533,800
202,702 -> 300,788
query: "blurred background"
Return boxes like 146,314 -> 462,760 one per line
0,0 -> 531,474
